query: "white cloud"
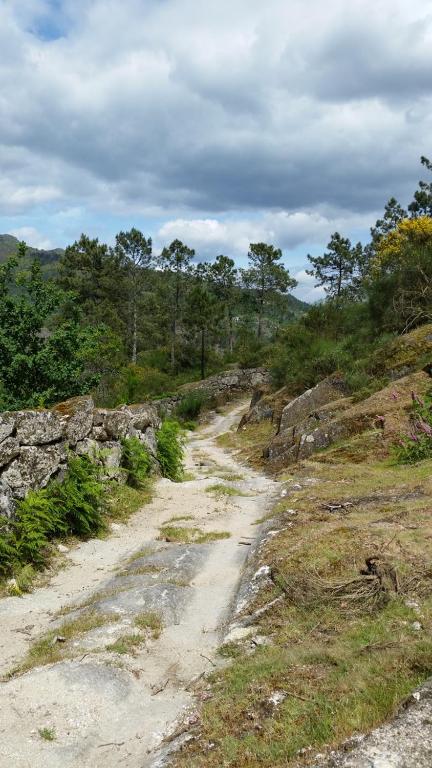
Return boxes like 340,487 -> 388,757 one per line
0,0 -> 431,284
9,226 -> 54,250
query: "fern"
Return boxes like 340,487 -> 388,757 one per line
1,454 -> 107,578
121,437 -> 152,488
156,420 -> 184,482
50,455 -> 106,537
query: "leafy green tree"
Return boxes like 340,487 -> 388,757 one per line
408,156 -> 432,218
58,234 -> 128,336
241,243 -> 297,338
158,239 -> 195,369
114,228 -> 153,364
370,216 -> 432,331
0,243 -> 101,410
209,255 -> 238,352
307,233 -> 363,298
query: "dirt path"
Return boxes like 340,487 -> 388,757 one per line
0,401 -> 280,768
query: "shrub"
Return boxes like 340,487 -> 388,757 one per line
121,436 -> 152,488
176,390 -> 208,421
50,455 -> 106,537
156,420 -> 184,481
0,454 -> 107,578
394,390 -> 432,464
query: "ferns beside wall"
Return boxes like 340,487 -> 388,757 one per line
0,454 -> 107,587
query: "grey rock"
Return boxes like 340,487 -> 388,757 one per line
138,427 -> 158,456
0,437 -> 20,468
124,544 -> 210,582
99,409 -> 132,440
278,375 -> 347,434
15,410 -> 63,446
75,438 -> 100,459
314,680 -> 432,767
53,396 -> 94,445
93,583 -> 190,625
122,403 -> 161,431
0,480 -> 15,518
2,443 -> 67,497
90,426 -> 109,441
0,413 -> 15,443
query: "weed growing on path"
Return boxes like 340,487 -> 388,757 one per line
158,526 -> 230,544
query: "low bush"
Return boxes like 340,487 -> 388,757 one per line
394,390 -> 432,464
156,420 -> 185,481
121,436 -> 152,488
176,390 -> 208,421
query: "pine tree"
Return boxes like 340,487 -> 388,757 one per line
158,239 -> 194,370
114,228 -> 153,364
307,233 -> 362,298
408,156 -> 432,218
209,255 -> 238,352
241,243 -> 296,338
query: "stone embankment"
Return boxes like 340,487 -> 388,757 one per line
153,367 -> 270,415
0,367 -> 269,520
0,397 -> 161,519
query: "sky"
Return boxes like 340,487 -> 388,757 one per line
0,0 -> 431,301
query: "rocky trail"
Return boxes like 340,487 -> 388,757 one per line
0,401 -> 279,768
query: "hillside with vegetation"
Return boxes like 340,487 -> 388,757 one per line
1,157 -> 432,767
0,234 -> 306,412
173,158 -> 432,767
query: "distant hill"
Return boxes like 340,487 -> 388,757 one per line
0,234 -> 64,278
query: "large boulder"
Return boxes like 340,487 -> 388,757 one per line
266,371 -> 431,466
278,375 -> 347,434
75,438 -> 100,459
138,427 -> 158,457
2,443 -> 67,497
53,396 -> 94,445
15,410 -> 63,446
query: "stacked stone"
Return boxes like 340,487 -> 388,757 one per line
0,397 -> 161,519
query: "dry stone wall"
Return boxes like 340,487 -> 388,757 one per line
0,397 -> 161,520
153,367 -> 270,415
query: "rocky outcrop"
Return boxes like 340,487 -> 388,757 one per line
278,375 -> 347,434
266,371 -> 430,466
154,367 -> 271,417
0,397 -> 161,519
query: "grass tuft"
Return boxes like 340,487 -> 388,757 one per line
158,526 -> 231,544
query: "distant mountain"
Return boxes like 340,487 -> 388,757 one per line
0,234 -> 64,278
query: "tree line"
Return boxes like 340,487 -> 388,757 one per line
1,155 -> 431,412
0,234 -> 298,410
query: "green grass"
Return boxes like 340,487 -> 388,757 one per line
39,727 -> 56,742
106,633 -> 144,655
9,612 -> 120,676
164,515 -> 195,524
206,484 -> 247,498
177,453 -> 432,767
158,525 -> 231,544
134,611 -> 163,638
106,482 -> 154,522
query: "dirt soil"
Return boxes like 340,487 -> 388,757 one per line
0,401 -> 280,768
